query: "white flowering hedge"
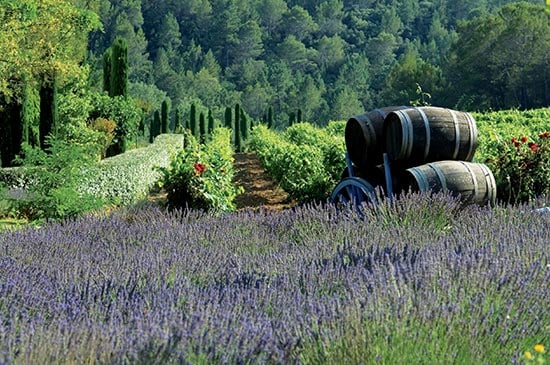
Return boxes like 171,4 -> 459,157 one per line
79,134 -> 183,205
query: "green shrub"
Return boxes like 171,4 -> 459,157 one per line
485,132 -> 550,204
1,137 -> 107,221
1,134 -> 183,221
473,108 -> 550,203
159,128 -> 241,212
80,134 -> 183,206
250,124 -> 343,203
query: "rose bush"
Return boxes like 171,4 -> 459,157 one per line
486,131 -> 550,203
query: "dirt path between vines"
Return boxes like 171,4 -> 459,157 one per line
149,152 -> 296,211
233,152 -> 296,211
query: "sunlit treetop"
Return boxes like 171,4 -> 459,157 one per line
0,0 -> 101,100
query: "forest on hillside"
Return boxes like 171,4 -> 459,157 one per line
84,0 -> 549,124
1,0 -> 549,167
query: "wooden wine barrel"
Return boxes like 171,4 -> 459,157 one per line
400,161 -> 497,206
384,106 -> 478,166
340,164 -> 386,190
345,106 -> 408,168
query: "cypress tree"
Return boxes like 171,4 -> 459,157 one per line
149,118 -> 154,143
240,109 -> 249,146
190,103 -> 198,140
39,74 -> 58,150
224,106 -> 232,128
267,106 -> 273,129
289,112 -> 296,127
234,103 -> 241,152
174,108 -> 182,133
153,110 -> 161,139
139,115 -> 145,136
0,97 -> 23,167
109,38 -> 128,98
102,49 -> 111,94
207,109 -> 215,136
199,112 -> 206,143
161,99 -> 170,134
184,108 -> 191,131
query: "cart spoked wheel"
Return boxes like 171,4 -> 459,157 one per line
330,177 -> 378,210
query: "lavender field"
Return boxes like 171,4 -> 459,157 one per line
0,194 -> 548,364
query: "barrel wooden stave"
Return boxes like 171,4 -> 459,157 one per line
401,160 -> 496,206
345,106 -> 408,168
384,106 -> 478,167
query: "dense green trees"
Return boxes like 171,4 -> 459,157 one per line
2,0 -> 547,167
446,2 -> 550,110
85,0 -> 545,130
0,0 -> 100,166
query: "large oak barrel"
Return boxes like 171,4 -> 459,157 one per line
345,106 -> 408,168
400,161 -> 496,206
384,106 -> 478,167
340,164 -> 386,190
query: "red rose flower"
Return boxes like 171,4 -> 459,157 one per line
520,136 -> 528,143
539,132 -> 550,139
528,142 -> 539,152
193,163 -> 207,175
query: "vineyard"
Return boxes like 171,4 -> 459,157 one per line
0,107 -> 549,364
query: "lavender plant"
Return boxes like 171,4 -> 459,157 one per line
0,193 -> 548,364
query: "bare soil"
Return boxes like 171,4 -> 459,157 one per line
233,152 -> 296,211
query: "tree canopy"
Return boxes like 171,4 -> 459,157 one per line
0,0 -> 101,100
